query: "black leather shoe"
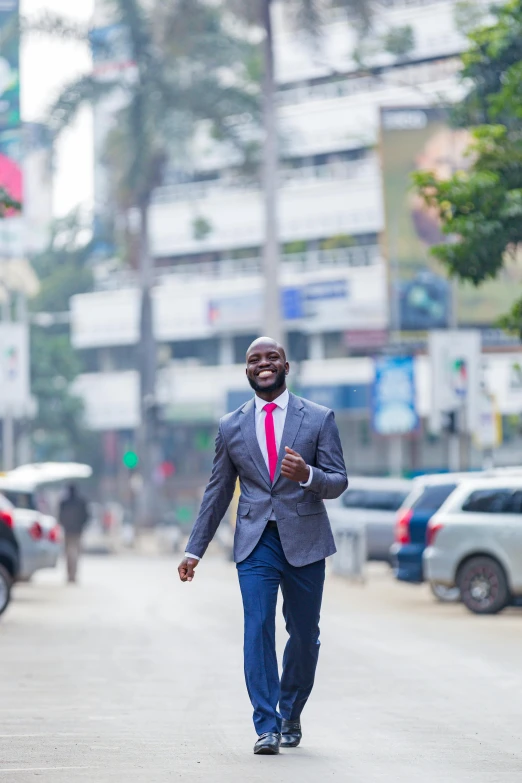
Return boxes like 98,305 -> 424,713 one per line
253,732 -> 281,755
281,719 -> 302,748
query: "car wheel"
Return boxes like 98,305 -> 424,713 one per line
429,582 -> 461,603
0,564 -> 12,617
458,556 -> 509,615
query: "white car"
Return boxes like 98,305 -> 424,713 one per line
0,482 -> 62,581
327,477 -> 412,562
0,463 -> 92,581
424,477 -> 522,614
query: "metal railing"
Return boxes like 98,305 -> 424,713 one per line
277,57 -> 461,106
94,245 -> 381,291
151,159 -> 375,205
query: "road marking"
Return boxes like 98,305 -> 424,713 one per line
0,733 -> 81,738
0,767 -> 94,774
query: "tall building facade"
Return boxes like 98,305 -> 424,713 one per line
75,0 -> 522,492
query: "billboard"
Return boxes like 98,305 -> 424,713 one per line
208,282 -> 350,330
428,330 -> 481,435
0,322 -> 30,417
380,107 -> 522,330
0,0 -> 19,130
0,126 -> 23,252
207,268 -> 386,333
372,356 -> 418,436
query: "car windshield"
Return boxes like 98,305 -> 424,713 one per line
1,490 -> 38,511
343,489 -> 410,512
411,484 -> 456,513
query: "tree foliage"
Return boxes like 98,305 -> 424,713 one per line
30,212 -> 95,462
225,0 -> 372,40
383,25 -> 415,59
412,0 -> 522,336
0,187 -> 21,217
43,0 -> 257,215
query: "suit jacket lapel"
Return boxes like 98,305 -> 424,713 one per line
273,393 -> 305,486
239,397 -> 271,488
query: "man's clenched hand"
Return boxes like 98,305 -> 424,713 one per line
281,446 -> 310,483
178,557 -> 200,583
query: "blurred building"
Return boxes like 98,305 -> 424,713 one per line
22,122 -> 52,255
75,0 -> 522,487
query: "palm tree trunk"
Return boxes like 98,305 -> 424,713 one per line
136,200 -> 157,529
261,0 -> 283,344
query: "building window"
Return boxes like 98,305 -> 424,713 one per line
324,332 -> 348,359
233,334 -> 259,365
78,349 -> 100,373
170,338 -> 220,366
288,332 -> 308,362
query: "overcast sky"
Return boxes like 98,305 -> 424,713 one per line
21,0 -> 94,216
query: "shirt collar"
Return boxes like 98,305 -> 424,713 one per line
255,388 -> 289,412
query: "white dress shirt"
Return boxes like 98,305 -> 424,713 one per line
185,389 -> 313,560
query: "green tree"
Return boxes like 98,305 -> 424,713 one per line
30,212 -> 95,461
225,0 -> 372,344
0,187 -> 21,216
412,0 -> 522,336
35,0 -> 255,523
383,25 -> 415,59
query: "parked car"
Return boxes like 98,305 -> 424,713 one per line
0,479 -> 63,581
0,464 -> 92,581
392,467 -> 522,601
327,477 -> 412,562
83,502 -> 125,554
390,473 -> 472,590
424,477 -> 522,614
0,493 -> 20,616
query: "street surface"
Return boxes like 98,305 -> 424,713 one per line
1,554 -> 522,782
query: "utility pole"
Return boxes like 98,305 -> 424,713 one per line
1,283 -> 14,471
388,226 -> 404,477
448,279 -> 461,471
261,0 -> 283,344
136,202 -> 157,530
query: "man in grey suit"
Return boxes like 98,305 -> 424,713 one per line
178,337 -> 348,755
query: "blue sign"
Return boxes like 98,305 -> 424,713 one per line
282,288 -> 304,320
372,357 -> 418,435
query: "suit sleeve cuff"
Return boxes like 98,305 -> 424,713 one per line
300,466 -> 314,488
185,552 -> 201,561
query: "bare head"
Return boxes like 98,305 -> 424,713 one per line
245,336 -> 289,401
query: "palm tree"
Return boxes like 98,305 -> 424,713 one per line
0,188 -> 21,217
225,0 -> 372,344
38,0 -> 255,524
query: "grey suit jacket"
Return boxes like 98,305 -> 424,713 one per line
186,392 -> 348,567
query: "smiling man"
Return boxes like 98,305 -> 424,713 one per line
178,337 -> 348,755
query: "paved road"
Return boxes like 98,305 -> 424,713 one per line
1,555 -> 522,782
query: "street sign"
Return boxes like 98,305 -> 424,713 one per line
372,356 -> 418,436
428,330 -> 481,434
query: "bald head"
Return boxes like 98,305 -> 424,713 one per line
246,336 -> 287,363
245,337 -> 289,399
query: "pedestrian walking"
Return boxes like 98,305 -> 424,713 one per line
59,484 -> 89,584
178,336 -> 348,755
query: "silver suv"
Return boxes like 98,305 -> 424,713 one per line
424,477 -> 522,614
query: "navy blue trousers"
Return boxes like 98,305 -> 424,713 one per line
236,525 -> 325,735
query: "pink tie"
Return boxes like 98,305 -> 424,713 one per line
263,403 -> 278,483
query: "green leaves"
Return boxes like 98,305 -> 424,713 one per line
0,187 -> 21,217
30,212 -> 95,461
412,0 -> 522,336
383,25 -> 415,59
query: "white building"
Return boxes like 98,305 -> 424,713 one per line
74,0 -> 522,478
